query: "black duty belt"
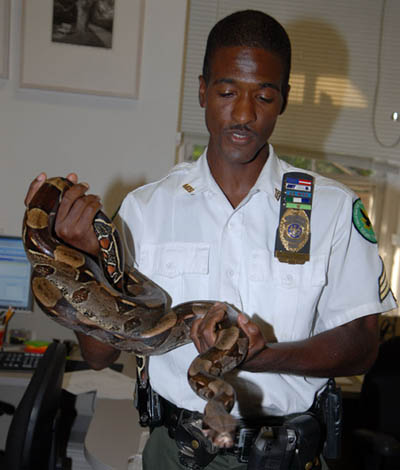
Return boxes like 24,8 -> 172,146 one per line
160,397 -> 285,463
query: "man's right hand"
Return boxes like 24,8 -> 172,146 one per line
25,172 -> 102,257
25,173 -> 121,368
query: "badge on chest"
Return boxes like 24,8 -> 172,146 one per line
274,172 -> 314,264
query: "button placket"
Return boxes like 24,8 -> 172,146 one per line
220,211 -> 244,304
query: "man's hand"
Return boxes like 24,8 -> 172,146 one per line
25,173 -> 119,368
237,312 -> 266,362
25,172 -> 101,257
190,300 -> 380,377
190,302 -> 266,362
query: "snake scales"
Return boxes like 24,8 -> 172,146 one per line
22,177 -> 249,448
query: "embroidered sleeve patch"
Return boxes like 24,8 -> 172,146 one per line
378,257 -> 390,302
352,199 -> 377,243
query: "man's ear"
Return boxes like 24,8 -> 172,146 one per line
198,75 -> 207,108
280,83 -> 290,115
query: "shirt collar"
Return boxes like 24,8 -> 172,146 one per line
179,148 -> 219,196
179,144 -> 287,199
249,144 -> 286,199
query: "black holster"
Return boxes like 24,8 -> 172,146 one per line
247,413 -> 322,470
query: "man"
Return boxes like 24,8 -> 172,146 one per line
26,10 -> 396,470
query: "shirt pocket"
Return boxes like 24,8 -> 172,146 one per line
248,249 -> 327,340
138,242 -> 210,302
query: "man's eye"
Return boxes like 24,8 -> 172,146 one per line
259,96 -> 273,103
219,92 -> 233,97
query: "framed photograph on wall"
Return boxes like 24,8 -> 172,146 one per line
20,0 -> 144,98
0,0 -> 10,78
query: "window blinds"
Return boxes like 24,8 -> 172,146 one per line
180,0 -> 400,164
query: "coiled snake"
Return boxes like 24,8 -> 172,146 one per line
22,177 -> 249,448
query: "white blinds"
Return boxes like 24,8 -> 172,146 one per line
180,0 -> 400,164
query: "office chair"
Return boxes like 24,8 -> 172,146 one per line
354,336 -> 400,470
1,341 -> 72,470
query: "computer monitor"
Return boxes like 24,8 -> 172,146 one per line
0,235 -> 33,312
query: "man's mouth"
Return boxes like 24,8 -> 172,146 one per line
226,126 -> 256,144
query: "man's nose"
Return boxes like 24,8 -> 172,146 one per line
231,93 -> 257,124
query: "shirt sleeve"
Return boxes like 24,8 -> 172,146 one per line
314,192 -> 397,333
115,192 -> 143,269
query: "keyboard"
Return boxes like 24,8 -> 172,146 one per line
0,351 -> 42,370
0,350 -> 124,372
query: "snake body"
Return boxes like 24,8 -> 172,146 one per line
22,177 -> 249,447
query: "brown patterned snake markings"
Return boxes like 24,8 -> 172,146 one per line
22,177 -> 249,448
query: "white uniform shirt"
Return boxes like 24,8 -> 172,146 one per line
118,145 -> 397,417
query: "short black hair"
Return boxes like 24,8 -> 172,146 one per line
202,10 -> 291,109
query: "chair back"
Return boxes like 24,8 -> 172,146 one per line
359,336 -> 400,440
4,341 -> 67,470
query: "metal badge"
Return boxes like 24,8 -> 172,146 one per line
275,172 -> 314,264
279,209 -> 310,252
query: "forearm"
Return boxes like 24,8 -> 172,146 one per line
75,332 -> 120,370
241,314 -> 380,377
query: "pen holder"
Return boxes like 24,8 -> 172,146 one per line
0,307 -> 15,350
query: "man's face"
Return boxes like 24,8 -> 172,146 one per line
199,46 -> 287,166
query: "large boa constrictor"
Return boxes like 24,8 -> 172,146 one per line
22,177 -> 249,448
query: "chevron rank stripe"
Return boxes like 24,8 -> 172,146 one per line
378,258 -> 390,302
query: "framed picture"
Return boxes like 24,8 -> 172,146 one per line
0,0 -> 10,78
20,0 -> 144,98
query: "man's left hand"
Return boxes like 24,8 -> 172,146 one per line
190,302 -> 266,363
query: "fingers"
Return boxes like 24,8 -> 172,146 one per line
55,182 -> 102,257
190,303 -> 267,361
25,172 -> 78,207
56,182 -> 92,223
190,302 -> 227,353
237,313 -> 265,360
24,172 -> 47,206
25,174 -> 101,257
66,172 -> 78,184
191,317 -> 204,353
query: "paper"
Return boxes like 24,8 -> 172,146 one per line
62,367 -> 136,400
335,376 -> 354,385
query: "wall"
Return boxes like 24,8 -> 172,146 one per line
0,0 -> 188,341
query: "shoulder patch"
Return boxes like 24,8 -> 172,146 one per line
352,199 -> 377,243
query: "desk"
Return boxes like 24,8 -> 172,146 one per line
63,350 -> 144,470
84,398 -> 147,470
0,350 -> 144,470
336,375 -> 363,398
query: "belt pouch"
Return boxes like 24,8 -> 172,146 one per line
285,413 -> 322,469
174,410 -> 218,470
247,425 -> 296,470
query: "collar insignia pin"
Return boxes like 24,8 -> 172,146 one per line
183,183 -> 194,193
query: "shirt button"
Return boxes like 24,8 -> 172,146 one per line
282,274 -> 294,286
227,269 -> 234,278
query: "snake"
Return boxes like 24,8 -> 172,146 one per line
22,176 -> 249,448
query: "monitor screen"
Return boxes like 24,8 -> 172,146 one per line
0,235 -> 33,312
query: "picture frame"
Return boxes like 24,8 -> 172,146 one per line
0,0 -> 10,79
20,0 -> 144,98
